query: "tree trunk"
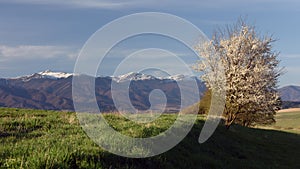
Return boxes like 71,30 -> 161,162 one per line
225,113 -> 236,129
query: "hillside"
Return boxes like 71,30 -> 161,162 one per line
279,85 -> 300,102
0,108 -> 299,169
281,101 -> 300,109
0,71 -> 205,112
272,110 -> 300,133
2,71 -> 300,111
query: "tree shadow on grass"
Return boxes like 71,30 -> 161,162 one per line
79,119 -> 300,169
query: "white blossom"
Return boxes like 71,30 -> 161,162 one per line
194,24 -> 281,127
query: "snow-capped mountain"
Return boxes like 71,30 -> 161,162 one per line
2,70 -> 300,112
12,70 -> 198,82
111,72 -> 197,82
1,70 -> 206,112
165,74 -> 198,81
38,70 -> 73,79
112,72 -> 158,83
11,70 -> 73,81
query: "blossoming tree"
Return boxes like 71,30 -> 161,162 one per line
195,22 -> 282,128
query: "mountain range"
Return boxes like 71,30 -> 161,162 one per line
278,85 -> 300,109
1,70 -> 299,112
0,70 -> 205,112
278,85 -> 300,102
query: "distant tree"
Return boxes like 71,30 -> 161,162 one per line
194,20 -> 282,128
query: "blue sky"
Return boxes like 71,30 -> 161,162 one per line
0,0 -> 299,87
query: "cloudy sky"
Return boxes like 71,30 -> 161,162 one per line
0,0 -> 299,87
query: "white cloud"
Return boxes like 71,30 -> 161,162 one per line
4,0 -> 148,9
107,48 -> 193,59
111,48 -> 196,75
0,45 -> 77,59
2,0 -> 299,11
2,0 -> 300,10
135,0 -> 300,11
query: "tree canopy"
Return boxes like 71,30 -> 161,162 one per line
194,21 -> 282,128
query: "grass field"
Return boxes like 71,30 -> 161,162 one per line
272,111 -> 300,134
0,108 -> 299,169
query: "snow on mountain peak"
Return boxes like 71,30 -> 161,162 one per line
38,70 -> 73,79
11,70 -> 73,81
10,70 -> 198,82
166,74 -> 186,81
113,72 -> 158,82
111,72 -> 197,83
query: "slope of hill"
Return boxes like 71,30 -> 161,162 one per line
273,110 -> 300,133
281,101 -> 300,109
3,71 -> 300,111
278,85 -> 300,109
0,71 -> 205,112
279,85 -> 300,102
0,108 -> 299,169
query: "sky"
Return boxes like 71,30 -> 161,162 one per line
0,0 -> 299,87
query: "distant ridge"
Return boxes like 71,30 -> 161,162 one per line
278,85 -> 300,102
10,70 -> 198,82
2,70 -> 300,111
0,70 -> 206,112
10,70 -> 74,82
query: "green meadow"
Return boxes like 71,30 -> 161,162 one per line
272,111 -> 300,134
0,108 -> 299,169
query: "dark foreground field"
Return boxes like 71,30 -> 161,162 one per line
0,108 -> 299,169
